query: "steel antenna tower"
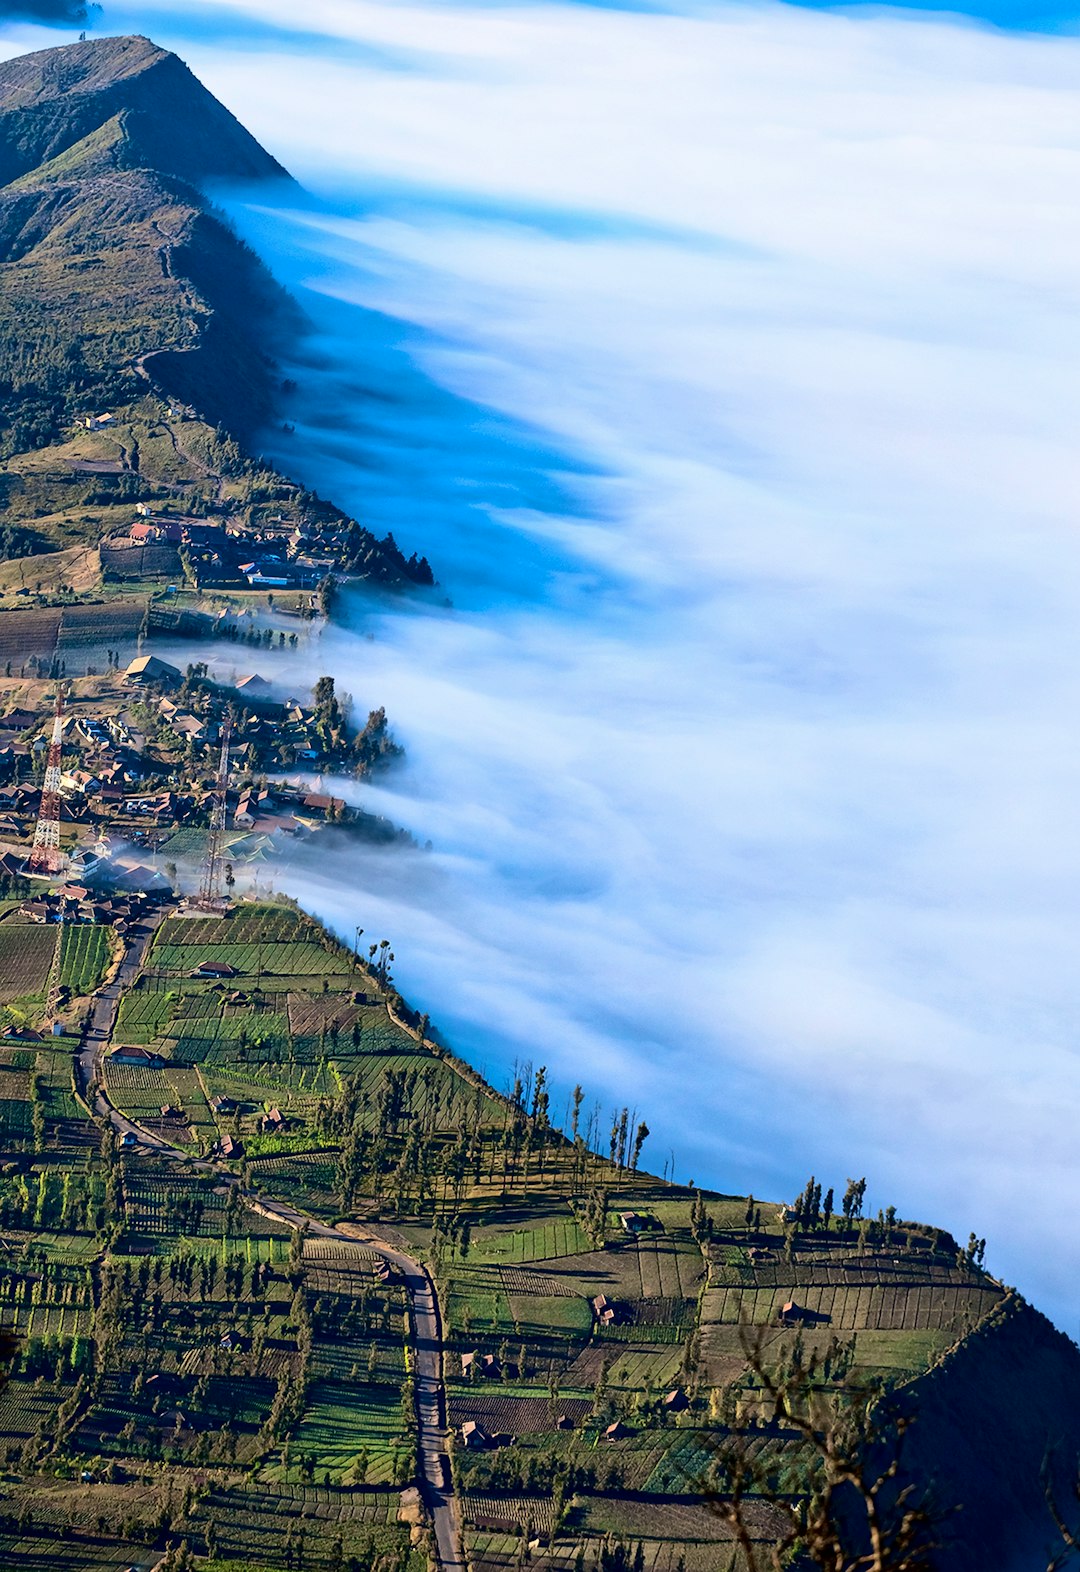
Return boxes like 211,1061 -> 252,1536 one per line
195,715 -> 233,911
25,690 -> 66,879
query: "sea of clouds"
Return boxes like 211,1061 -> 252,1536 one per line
5,0 -> 1080,1324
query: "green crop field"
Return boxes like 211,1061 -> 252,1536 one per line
57,924 -> 111,994
472,1218 -> 590,1264
0,882 -> 1012,1572
156,908 -> 307,946
277,1380 -> 412,1484
152,940 -> 355,976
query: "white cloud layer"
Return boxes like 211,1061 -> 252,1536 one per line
6,0 -> 1080,1323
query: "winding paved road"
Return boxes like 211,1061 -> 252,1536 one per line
74,910 -> 465,1570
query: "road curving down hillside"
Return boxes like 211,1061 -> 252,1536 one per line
72,908 -> 466,1572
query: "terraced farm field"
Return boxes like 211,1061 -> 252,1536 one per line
57,923 -> 111,994
472,1218 -> 591,1264
700,1271 -> 999,1331
152,939 -> 354,976
155,909 -> 310,946
454,1391 -> 593,1435
105,1057 -> 216,1150
0,922 -> 57,1006
0,885 -> 1021,1572
0,607 -> 62,662
55,598 -> 147,649
98,539 -> 181,578
0,600 -> 148,665
277,1380 -> 412,1484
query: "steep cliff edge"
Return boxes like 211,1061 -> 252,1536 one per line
0,35 -> 293,450
899,1294 -> 1080,1569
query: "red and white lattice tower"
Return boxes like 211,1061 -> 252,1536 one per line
25,691 -> 66,878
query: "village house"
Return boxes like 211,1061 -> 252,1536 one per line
59,770 -> 101,799
75,717 -> 107,747
236,673 -> 272,696
591,1294 -> 621,1327
130,518 -> 182,543
242,568 -> 291,589
0,783 -> 31,811
121,791 -> 185,821
301,793 -> 345,819
101,760 -> 145,788
244,811 -> 304,836
170,713 -> 210,742
0,749 -> 26,785
234,786 -> 277,828
112,862 -> 172,894
109,1045 -> 163,1067
124,655 -> 182,687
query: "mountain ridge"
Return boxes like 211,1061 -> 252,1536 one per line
0,34 -> 288,188
0,34 -> 292,450
0,32 -> 433,588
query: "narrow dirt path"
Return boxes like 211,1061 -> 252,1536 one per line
73,910 -> 466,1571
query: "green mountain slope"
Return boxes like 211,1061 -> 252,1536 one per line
0,34 -> 286,186
0,34 -> 432,589
0,34 -> 293,453
0,889 -> 1067,1572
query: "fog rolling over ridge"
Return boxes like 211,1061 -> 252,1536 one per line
8,0 -> 1080,1325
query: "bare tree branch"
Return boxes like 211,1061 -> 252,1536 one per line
695,1322 -> 943,1572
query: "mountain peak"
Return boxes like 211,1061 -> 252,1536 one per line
0,35 -> 166,108
0,33 -> 288,189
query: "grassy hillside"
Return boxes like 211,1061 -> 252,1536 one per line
0,35 -> 286,187
0,61 -> 294,455
0,35 -> 433,590
0,890 -> 1069,1570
